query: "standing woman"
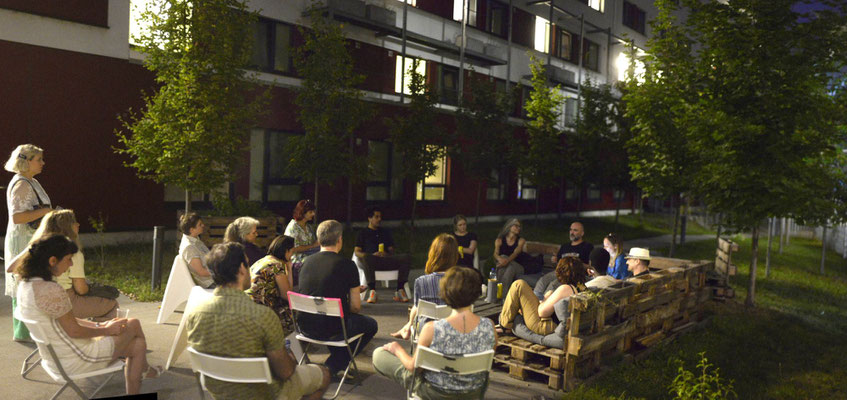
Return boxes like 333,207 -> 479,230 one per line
603,233 -> 629,280
284,199 -> 319,286
4,144 -> 53,342
223,216 -> 262,266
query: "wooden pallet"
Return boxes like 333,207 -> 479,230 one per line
493,353 -> 563,389
493,335 -> 566,389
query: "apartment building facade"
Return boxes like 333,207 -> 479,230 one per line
0,0 -> 662,230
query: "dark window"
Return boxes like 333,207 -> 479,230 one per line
622,1 -> 646,35
248,130 -> 301,202
486,0 -> 509,38
587,185 -> 601,200
439,65 -> 460,106
583,39 -> 599,71
558,30 -> 573,61
487,168 -> 508,201
367,140 -> 403,201
250,18 -> 292,74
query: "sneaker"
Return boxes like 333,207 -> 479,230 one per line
366,290 -> 378,304
394,290 -> 409,303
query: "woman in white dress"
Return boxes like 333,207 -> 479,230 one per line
15,234 -> 161,394
4,144 -> 53,341
284,199 -> 319,286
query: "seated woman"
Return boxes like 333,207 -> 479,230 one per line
390,233 -> 458,340
15,234 -> 161,395
248,235 -> 296,337
493,218 -> 541,296
178,212 -> 214,288
603,233 -> 630,280
499,256 -> 587,335
284,200 -> 320,286
374,266 -> 496,399
223,216 -> 263,266
35,210 -> 119,320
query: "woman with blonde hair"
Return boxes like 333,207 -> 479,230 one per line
31,210 -> 119,320
4,144 -> 53,341
223,216 -> 262,266
390,233 -> 459,340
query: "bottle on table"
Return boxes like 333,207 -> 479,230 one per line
486,268 -> 497,303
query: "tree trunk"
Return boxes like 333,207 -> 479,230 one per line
745,225 -> 760,307
778,217 -> 785,254
410,196 -> 418,254
313,176 -> 319,223
613,189 -> 622,233
821,225 -> 827,275
637,190 -> 643,226
184,189 -> 192,214
765,217 -> 774,278
679,195 -> 689,245
786,218 -> 791,246
475,181 -> 482,227
534,195 -> 540,226
576,189 -> 583,218
557,177 -> 564,221
669,195 -> 679,258
347,136 -> 354,229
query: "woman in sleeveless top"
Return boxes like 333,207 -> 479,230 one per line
493,218 -> 529,297
4,144 -> 53,341
374,266 -> 496,398
284,199 -> 319,286
15,235 -> 161,395
499,256 -> 587,335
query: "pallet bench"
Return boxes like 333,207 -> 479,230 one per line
494,335 -> 566,389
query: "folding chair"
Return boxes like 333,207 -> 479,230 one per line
186,346 -> 273,399
165,285 -> 215,370
16,315 -> 125,400
408,347 -> 495,400
410,300 -> 452,347
157,255 -> 197,324
287,291 -> 363,399
20,347 -> 40,378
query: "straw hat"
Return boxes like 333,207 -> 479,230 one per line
624,247 -> 651,260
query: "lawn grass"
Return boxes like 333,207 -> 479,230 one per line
563,234 -> 847,399
86,212 -> 704,302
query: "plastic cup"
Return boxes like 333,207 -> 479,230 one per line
116,308 -> 129,319
458,246 -> 464,255
378,243 -> 385,252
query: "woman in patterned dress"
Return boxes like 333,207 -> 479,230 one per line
284,199 -> 319,286
374,266 -> 496,398
248,235 -> 296,336
15,234 -> 161,395
4,144 -> 53,342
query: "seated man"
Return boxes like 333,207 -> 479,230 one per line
186,242 -> 329,400
625,247 -> 652,278
299,220 -> 378,378
551,221 -> 594,265
586,247 -> 618,289
354,206 -> 411,303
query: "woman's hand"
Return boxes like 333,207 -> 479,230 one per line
103,319 -> 127,336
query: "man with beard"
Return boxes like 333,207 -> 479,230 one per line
551,222 -> 593,265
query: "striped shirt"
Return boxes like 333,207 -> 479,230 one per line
413,272 -> 445,306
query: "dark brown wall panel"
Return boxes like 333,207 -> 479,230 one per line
0,0 -> 109,27
511,7 -> 534,48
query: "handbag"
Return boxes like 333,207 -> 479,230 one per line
10,178 -> 49,229
84,282 -> 121,300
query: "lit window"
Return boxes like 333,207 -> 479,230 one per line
453,0 -> 477,25
534,16 -> 550,53
615,50 -> 646,82
517,176 -> 537,200
395,0 -> 416,6
395,56 -> 427,94
579,0 -> 604,13
417,148 -> 448,201
249,130 -> 301,202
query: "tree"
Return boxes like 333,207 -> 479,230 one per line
289,2 -> 371,221
452,73 -> 515,225
634,0 -> 847,306
117,0 -> 269,213
520,56 -> 565,224
387,59 -> 446,230
623,1 -> 698,257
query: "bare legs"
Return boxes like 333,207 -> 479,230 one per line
110,318 -> 158,394
390,306 -> 418,340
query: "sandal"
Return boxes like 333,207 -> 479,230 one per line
143,365 -> 164,380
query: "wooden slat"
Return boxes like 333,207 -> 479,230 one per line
718,238 -> 739,253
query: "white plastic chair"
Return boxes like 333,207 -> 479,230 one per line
287,291 -> 364,399
473,249 -> 480,270
352,254 -> 409,300
16,315 -> 125,400
157,255 -> 197,324
408,347 -> 495,400
186,347 -> 272,399
165,285 -> 215,370
411,300 -> 452,345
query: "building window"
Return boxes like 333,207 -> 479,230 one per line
564,97 -> 578,126
250,19 -> 292,74
487,168 -> 508,201
577,0 -> 604,12
622,1 -> 646,35
486,0 -> 509,37
534,16 -> 550,53
438,65 -> 460,106
517,176 -> 537,200
587,185 -> 601,200
367,140 -> 403,201
396,0 -> 416,6
453,0 -> 478,26
583,40 -> 600,71
417,148 -> 448,201
395,56 -> 427,94
249,130 -> 301,202
566,188 -> 576,200
558,30 -> 573,61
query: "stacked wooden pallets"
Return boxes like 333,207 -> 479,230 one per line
494,336 -> 566,389
710,238 -> 739,299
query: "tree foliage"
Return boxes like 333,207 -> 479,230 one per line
288,2 -> 371,209
116,0 -> 269,211
520,56 -> 564,205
